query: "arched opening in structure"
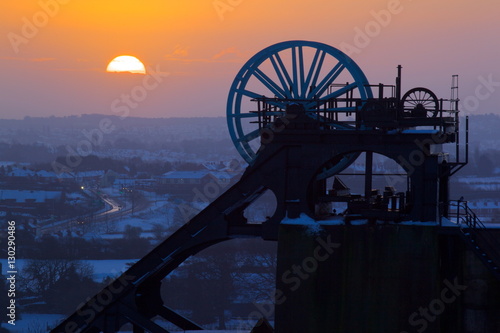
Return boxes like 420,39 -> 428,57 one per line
243,188 -> 278,224
309,151 -> 409,222
160,238 -> 277,330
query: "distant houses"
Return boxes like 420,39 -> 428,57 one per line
3,167 -> 71,182
157,170 -> 240,200
468,201 -> 500,221
36,170 -> 74,182
0,189 -> 62,214
1,166 -> 112,187
74,170 -> 106,183
0,161 -> 241,206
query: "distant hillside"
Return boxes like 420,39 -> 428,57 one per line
0,113 -> 497,148
466,114 -> 500,151
0,114 -> 229,146
0,115 -> 237,164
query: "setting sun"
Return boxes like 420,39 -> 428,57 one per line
106,55 -> 146,74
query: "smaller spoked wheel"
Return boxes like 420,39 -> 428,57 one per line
401,87 -> 439,118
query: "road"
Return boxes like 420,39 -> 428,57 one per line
38,189 -> 150,235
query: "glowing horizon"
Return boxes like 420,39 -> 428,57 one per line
1,0 -> 500,119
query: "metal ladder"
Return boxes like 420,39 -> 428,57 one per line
449,200 -> 500,279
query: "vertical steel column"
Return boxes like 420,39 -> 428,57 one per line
364,152 -> 373,200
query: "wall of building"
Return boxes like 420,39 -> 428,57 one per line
274,224 -> 500,333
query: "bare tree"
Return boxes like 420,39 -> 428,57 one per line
20,259 -> 99,313
21,259 -> 91,295
233,245 -> 277,303
151,222 -> 169,240
162,239 -> 277,328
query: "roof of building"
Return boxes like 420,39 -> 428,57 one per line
0,190 -> 62,203
5,168 -> 76,179
75,170 -> 106,178
160,170 -> 210,179
8,169 -> 37,177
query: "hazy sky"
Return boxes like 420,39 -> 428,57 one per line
1,0 -> 500,119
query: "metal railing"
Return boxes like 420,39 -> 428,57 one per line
448,200 -> 481,227
449,200 -> 500,277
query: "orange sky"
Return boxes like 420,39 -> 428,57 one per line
1,0 -> 500,118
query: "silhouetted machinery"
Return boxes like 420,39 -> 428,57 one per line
52,41 -> 472,332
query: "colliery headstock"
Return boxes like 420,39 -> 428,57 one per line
51,41 -> 478,333
226,40 -> 466,224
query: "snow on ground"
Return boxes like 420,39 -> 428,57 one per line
318,216 -> 346,226
280,214 -> 476,229
113,216 -> 159,232
108,203 -> 176,234
78,194 -> 176,239
0,259 -> 138,283
1,313 -> 65,333
440,217 -> 459,227
350,219 -> 369,226
396,221 -> 439,226
2,316 -> 257,333
88,259 -> 138,282
281,213 -> 322,234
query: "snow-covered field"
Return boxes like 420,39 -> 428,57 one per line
0,259 -> 138,332
70,191 -> 183,239
1,313 -> 66,333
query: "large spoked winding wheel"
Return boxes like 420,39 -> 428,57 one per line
227,40 -> 373,178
